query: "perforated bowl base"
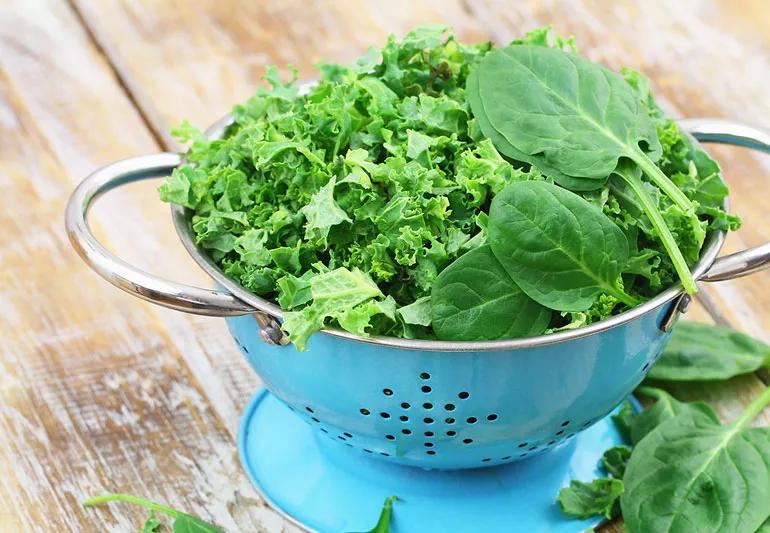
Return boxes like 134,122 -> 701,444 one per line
239,389 -> 628,533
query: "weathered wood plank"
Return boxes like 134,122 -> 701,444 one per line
0,0 -> 279,530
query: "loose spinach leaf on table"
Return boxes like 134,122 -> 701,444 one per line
649,321 -> 770,381
630,387 -> 719,445
600,445 -> 632,479
470,43 -> 699,295
557,478 -> 624,520
430,244 -> 551,340
488,180 -> 636,311
83,493 -> 223,533
622,386 -> 770,533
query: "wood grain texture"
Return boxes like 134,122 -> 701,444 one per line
0,0 -> 275,531
2,0 -> 769,531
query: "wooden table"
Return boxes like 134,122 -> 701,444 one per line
1,1 -> 768,531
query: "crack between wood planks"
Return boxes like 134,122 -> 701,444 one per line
65,0 -> 178,151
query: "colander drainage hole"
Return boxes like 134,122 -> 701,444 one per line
420,372 -> 431,380
445,417 -> 455,424
385,435 -> 395,440
363,449 -> 373,453
383,388 -> 393,396
344,432 -> 353,438
399,415 -> 409,422
360,408 -> 370,416
380,412 -> 391,419
444,403 -> 455,411
556,430 -> 565,436
528,445 -> 538,451
423,417 -> 434,424
642,362 -> 650,371
481,458 -> 491,462
547,440 -> 556,446
462,438 -> 473,444
446,430 -> 456,436
311,417 -> 320,423
426,450 -> 436,455
402,429 -> 412,435
424,431 -> 434,437
305,406 -> 314,413
501,456 -> 511,460
320,428 -> 328,434
424,442 -> 434,448
561,420 -> 571,427
380,452 -> 390,456
487,414 -> 498,421
401,402 -> 411,409
421,385 -> 432,393
423,402 -> 433,409
518,442 -> 528,448
458,391 -> 470,400
466,417 -> 478,424
241,345 -> 249,354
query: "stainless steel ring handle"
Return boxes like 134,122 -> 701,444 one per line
64,153 -> 256,317
679,119 -> 770,282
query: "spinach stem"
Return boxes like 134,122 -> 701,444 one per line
617,167 -> 698,295
734,384 -> 770,430
606,285 -> 640,308
630,149 -> 694,213
83,493 -> 181,518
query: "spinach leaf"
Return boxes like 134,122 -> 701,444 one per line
83,493 -> 223,533
430,245 -> 551,340
649,322 -> 770,381
350,496 -> 398,533
488,180 -> 637,311
470,44 -> 698,294
557,478 -> 624,520
630,387 -> 719,445
601,445 -> 632,478
142,513 -> 163,533
621,386 -> 770,533
610,400 -> 638,442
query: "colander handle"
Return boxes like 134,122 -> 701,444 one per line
64,153 -> 287,344
679,119 -> 770,282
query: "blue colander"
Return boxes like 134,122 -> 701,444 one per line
66,118 -> 770,531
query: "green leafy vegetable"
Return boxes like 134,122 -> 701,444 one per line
649,321 -> 770,381
488,181 -> 636,311
557,478 -> 624,520
601,445 -> 632,478
350,496 -> 398,533
430,244 -> 551,340
83,493 -> 223,533
161,26 -> 736,346
622,385 -> 770,533
470,43 -> 700,295
611,400 -> 638,442
142,513 -> 163,533
630,387 -> 718,445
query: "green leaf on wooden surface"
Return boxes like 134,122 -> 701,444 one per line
622,386 -> 770,533
649,321 -> 770,381
630,387 -> 719,445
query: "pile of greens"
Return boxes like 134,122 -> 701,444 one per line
160,26 -> 738,349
